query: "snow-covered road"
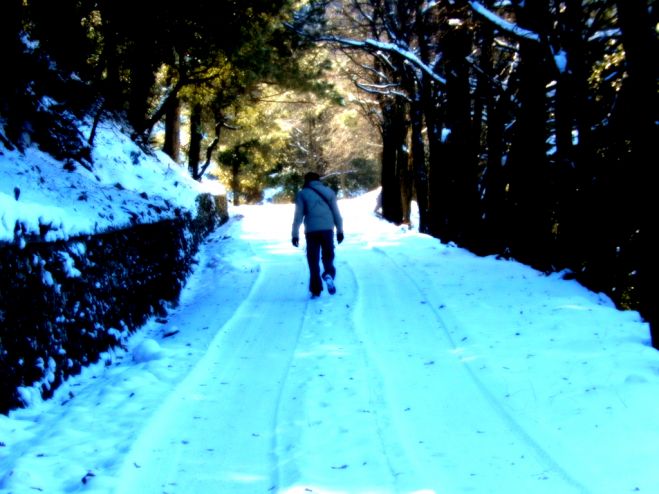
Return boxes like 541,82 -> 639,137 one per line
115,198 -> 587,494
2,191 -> 657,494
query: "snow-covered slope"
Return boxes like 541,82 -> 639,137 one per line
0,119 -> 222,243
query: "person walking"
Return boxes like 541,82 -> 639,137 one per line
291,172 -> 344,298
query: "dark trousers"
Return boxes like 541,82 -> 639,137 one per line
305,230 -> 335,295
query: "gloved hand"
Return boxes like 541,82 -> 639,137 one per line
292,237 -> 299,247
337,232 -> 344,244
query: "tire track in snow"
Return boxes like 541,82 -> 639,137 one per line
340,259 -> 423,491
269,284 -> 316,491
271,258 -> 413,493
347,246 -> 589,493
115,253 -> 310,493
378,247 -> 590,492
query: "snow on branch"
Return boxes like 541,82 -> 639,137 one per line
469,1 -> 541,43
320,169 -> 358,180
421,1 -> 440,16
359,63 -> 390,82
318,35 -> 447,86
355,81 -> 411,102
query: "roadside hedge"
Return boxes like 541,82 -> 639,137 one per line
0,193 -> 227,414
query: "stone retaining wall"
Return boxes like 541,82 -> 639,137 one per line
0,193 -> 228,414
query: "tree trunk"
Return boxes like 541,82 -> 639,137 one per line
231,161 -> 241,206
188,104 -> 203,180
415,3 -> 443,237
126,42 -> 157,137
0,1 -> 22,100
410,92 -> 429,233
379,98 -> 407,224
475,21 -> 508,256
429,23 -> 478,245
163,94 -> 181,162
198,119 -> 223,180
553,0 -> 601,275
411,3 -> 440,235
99,2 -> 123,115
506,1 -> 552,268
398,126 -> 413,226
443,24 -> 479,245
616,0 -> 659,347
0,0 -> 27,144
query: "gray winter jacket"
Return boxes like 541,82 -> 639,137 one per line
292,180 -> 344,237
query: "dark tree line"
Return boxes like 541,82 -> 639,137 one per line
0,0 -> 315,177
292,0 -> 658,348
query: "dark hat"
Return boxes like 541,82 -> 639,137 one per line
304,172 -> 321,184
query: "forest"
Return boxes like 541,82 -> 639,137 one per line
1,0 -> 657,347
